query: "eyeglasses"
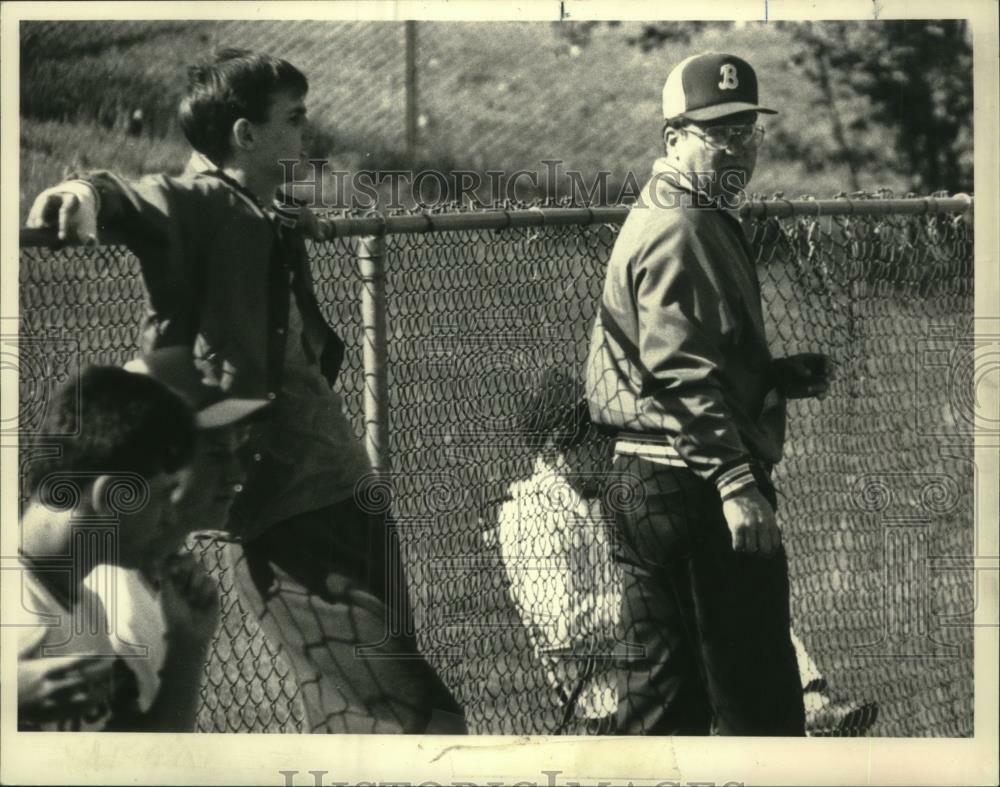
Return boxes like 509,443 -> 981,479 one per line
684,124 -> 766,152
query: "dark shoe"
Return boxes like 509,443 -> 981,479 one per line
806,700 -> 879,737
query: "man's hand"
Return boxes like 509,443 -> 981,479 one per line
18,654 -> 114,724
295,205 -> 332,241
25,183 -> 98,244
722,486 -> 782,555
772,352 -> 832,399
160,552 -> 220,646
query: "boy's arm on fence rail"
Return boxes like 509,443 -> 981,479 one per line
25,171 -> 215,348
76,171 -> 212,264
26,170 -> 215,262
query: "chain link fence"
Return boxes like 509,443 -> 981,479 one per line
18,196 -> 974,736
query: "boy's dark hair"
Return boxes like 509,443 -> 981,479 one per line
518,367 -> 591,449
179,48 -> 308,164
25,366 -> 197,501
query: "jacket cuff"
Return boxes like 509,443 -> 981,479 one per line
716,462 -> 756,500
68,171 -> 135,225
62,179 -> 102,217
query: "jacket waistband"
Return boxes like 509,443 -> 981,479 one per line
612,438 -> 687,466
610,432 -> 773,478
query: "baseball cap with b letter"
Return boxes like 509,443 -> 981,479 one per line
662,52 -> 777,121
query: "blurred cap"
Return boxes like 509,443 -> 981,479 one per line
662,52 -> 777,122
124,346 -> 270,429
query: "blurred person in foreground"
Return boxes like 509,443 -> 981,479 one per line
26,48 -> 464,734
77,346 -> 271,727
17,366 -> 205,730
586,53 -> 837,735
497,369 -> 878,736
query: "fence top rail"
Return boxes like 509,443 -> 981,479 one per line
19,194 -> 973,247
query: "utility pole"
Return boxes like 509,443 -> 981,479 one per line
405,21 -> 418,168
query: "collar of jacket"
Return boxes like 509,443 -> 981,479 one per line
183,152 -> 301,230
649,158 -> 716,205
649,158 -> 756,218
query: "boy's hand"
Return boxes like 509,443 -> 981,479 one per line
26,182 -> 98,244
772,353 -> 832,399
722,486 -> 783,556
18,654 -> 114,724
160,552 -> 220,646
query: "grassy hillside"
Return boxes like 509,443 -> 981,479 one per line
19,19 -> 911,221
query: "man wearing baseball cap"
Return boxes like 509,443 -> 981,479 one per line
586,53 -> 831,735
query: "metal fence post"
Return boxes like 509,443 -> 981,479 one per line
405,20 -> 418,167
357,234 -> 391,475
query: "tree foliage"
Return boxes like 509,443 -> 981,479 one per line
624,21 -> 720,52
781,20 -> 973,194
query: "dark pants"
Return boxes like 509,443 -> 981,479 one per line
611,455 -> 805,736
228,498 -> 467,733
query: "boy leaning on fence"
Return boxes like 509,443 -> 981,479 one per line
26,48 -> 466,734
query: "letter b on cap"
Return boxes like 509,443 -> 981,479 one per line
719,63 -> 739,90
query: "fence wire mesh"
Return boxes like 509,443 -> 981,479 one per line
18,198 -> 974,736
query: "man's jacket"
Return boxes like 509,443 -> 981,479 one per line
585,161 -> 785,498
